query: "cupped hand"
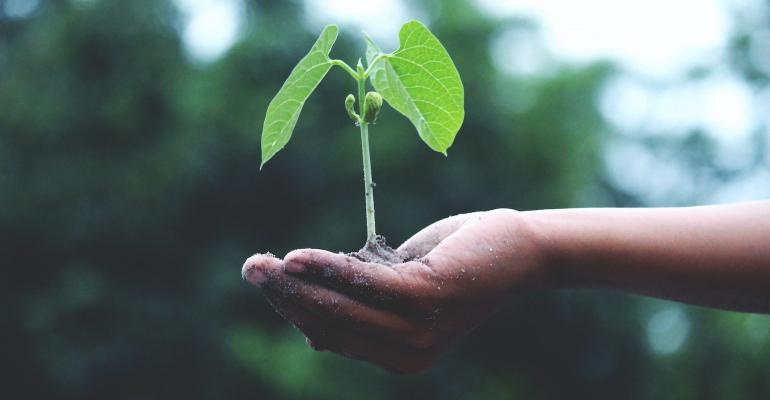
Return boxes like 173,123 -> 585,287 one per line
242,209 -> 550,373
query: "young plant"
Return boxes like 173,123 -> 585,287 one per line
260,21 -> 464,251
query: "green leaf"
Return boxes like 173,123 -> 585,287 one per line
260,25 -> 339,168
365,20 -> 464,155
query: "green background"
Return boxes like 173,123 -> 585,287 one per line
2,0 -> 768,398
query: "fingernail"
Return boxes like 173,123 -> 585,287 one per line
284,260 -> 305,273
242,264 -> 267,285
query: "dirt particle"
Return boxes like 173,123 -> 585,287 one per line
348,235 -> 410,266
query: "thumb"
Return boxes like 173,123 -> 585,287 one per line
397,212 -> 480,259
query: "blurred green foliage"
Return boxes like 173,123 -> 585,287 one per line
1,0 -> 768,399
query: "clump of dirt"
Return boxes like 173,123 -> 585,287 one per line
348,235 -> 412,266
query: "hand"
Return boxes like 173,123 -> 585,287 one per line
242,209 -> 550,373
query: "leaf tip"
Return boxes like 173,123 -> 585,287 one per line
321,24 -> 340,42
260,152 -> 273,170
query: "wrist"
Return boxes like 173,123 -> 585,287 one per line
489,208 -> 561,291
520,209 -> 579,290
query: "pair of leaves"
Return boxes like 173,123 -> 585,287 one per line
260,21 -> 464,167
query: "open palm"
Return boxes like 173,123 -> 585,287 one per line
242,209 -> 547,373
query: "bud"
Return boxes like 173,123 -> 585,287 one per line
344,94 -> 359,123
363,92 -> 383,123
356,58 -> 365,76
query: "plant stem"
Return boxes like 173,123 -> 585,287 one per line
330,59 -> 359,80
362,53 -> 388,76
358,77 -> 376,245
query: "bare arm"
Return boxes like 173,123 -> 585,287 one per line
528,201 -> 770,313
242,201 -> 770,373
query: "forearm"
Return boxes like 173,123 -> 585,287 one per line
523,201 -> 770,313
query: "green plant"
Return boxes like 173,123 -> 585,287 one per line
260,20 -> 464,247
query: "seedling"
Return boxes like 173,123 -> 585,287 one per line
260,20 -> 464,258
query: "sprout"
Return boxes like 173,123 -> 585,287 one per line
345,94 -> 359,122
363,92 -> 383,123
260,21 -> 464,246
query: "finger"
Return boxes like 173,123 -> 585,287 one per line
242,253 -> 283,287
258,269 -> 442,355
247,254 -> 446,372
275,273 -> 428,344
248,253 -> 437,344
243,254 -> 313,319
282,249 -> 426,302
271,299 -> 440,374
422,222 -> 481,273
397,213 -> 479,258
263,291 -> 332,348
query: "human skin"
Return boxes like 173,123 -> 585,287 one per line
242,201 -> 770,373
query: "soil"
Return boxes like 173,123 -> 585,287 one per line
348,235 -> 412,266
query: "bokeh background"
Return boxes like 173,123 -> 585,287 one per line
2,0 -> 769,398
